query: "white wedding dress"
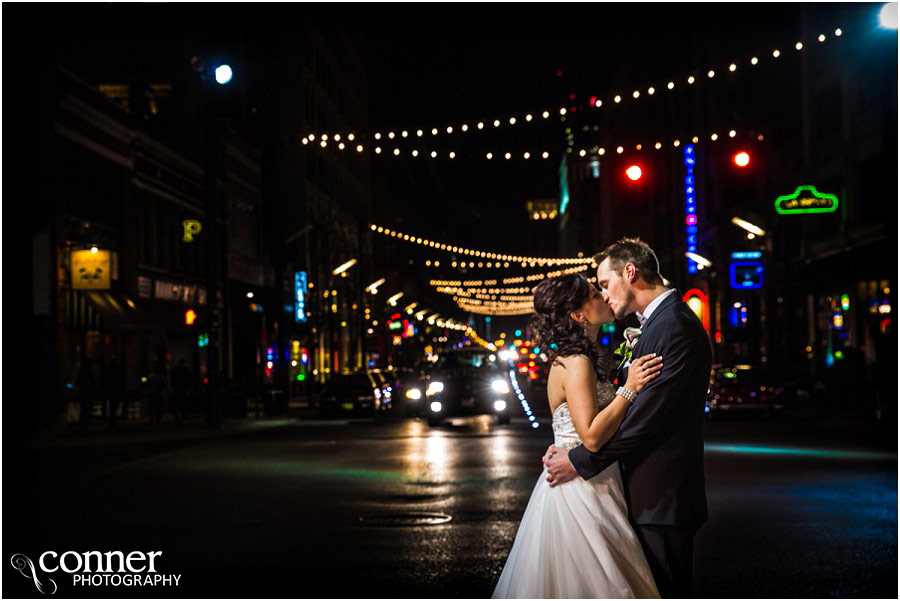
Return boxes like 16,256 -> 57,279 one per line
492,381 -> 660,599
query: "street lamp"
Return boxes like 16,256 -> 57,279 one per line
731,216 -> 766,238
685,251 -> 713,269
880,2 -> 898,28
366,278 -> 385,294
387,292 -> 404,307
215,64 -> 233,85
332,258 -> 357,276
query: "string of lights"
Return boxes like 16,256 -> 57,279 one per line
457,300 -> 535,316
435,286 -> 534,296
302,27 -> 844,144
429,264 -> 591,289
309,127 -> 758,162
370,223 -> 592,265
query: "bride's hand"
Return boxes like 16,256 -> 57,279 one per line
624,353 -> 663,394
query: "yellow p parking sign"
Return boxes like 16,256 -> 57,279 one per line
183,220 -> 202,242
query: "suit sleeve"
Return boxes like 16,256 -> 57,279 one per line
569,326 -> 698,479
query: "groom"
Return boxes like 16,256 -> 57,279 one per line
543,237 -> 711,598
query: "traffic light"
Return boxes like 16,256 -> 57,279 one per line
625,164 -> 643,182
185,309 -> 197,325
732,151 -> 751,168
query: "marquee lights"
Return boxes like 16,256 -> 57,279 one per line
370,223 -> 592,266
303,26 -> 843,145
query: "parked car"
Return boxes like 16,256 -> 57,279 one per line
318,372 -> 384,418
405,347 -> 512,426
706,365 -> 785,418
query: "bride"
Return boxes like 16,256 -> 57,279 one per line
493,273 -> 662,598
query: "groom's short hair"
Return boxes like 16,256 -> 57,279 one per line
594,238 -> 664,285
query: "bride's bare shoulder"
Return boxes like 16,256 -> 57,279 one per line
552,354 -> 592,370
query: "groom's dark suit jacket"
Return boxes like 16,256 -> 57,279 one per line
570,290 -> 711,527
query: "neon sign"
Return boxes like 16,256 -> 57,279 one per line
731,251 -> 762,260
683,288 -> 709,331
775,185 -> 839,214
294,272 -> 308,323
684,145 -> 699,274
730,262 -> 765,289
182,220 -> 202,242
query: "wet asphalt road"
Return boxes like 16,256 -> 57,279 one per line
8,400 -> 897,599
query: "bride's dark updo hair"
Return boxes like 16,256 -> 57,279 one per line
530,273 -> 611,380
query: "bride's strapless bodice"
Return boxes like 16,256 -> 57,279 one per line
552,380 -> 618,450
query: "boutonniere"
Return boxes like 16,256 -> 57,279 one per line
613,327 -> 642,370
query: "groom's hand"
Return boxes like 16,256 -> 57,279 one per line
544,445 -> 578,487
541,444 -> 558,468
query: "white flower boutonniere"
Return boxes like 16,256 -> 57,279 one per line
613,327 -> 642,371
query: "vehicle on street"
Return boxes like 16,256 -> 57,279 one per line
367,370 -> 395,410
706,365 -> 785,418
319,372 -> 384,418
405,347 -> 512,426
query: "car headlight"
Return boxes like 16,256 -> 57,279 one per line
426,381 -> 444,396
430,401 -> 442,413
494,400 -> 507,412
491,379 -> 510,394
406,388 -> 422,400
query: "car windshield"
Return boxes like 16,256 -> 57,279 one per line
433,351 -> 497,370
322,374 -> 371,395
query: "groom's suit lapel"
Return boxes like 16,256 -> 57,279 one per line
632,290 -> 680,356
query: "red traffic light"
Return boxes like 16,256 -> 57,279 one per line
625,165 -> 643,181
185,309 -> 197,325
732,151 -> 751,168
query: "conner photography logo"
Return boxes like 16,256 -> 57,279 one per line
10,550 -> 181,594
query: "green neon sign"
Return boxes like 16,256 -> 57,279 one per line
775,185 -> 839,214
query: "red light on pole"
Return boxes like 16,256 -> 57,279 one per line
185,309 -> 197,325
625,165 -> 643,181
732,151 -> 751,168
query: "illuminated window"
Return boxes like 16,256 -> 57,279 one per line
99,84 -> 130,112
144,83 -> 173,117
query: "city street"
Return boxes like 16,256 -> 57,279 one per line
10,399 -> 896,598
14,5 -> 898,599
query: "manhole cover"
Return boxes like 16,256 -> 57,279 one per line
358,512 -> 452,527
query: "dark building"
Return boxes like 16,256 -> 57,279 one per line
30,62 -> 268,428
28,16 -> 374,429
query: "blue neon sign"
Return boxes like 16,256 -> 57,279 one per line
294,271 -> 308,323
730,262 -> 764,289
731,251 -> 762,260
684,144 -> 698,274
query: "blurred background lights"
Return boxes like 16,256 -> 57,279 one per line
214,64 -> 233,85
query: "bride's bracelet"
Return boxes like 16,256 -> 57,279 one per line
616,386 -> 637,404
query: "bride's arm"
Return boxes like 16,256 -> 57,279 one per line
562,354 -> 662,452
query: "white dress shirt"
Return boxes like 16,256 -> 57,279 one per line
635,289 -> 676,328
